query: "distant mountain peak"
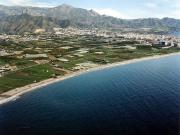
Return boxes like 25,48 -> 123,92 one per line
0,4 -> 179,34
89,9 -> 99,16
55,4 -> 73,9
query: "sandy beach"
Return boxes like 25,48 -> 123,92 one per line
0,52 -> 180,105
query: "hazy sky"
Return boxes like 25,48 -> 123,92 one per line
0,0 -> 180,19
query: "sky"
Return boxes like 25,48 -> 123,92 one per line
0,0 -> 180,19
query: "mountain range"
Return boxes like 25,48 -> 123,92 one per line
0,4 -> 180,34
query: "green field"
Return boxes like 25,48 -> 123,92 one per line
0,64 -> 66,93
0,35 -> 180,93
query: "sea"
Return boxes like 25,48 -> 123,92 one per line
170,31 -> 180,37
0,54 -> 180,135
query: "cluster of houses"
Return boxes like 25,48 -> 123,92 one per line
0,27 -> 179,48
138,38 -> 180,48
52,28 -> 180,48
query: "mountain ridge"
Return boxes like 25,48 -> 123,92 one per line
0,4 -> 180,34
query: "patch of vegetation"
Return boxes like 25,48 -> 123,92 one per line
0,35 -> 180,93
0,64 -> 66,93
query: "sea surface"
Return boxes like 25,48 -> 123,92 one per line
170,31 -> 180,37
0,55 -> 180,135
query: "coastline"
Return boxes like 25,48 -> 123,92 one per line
0,52 -> 180,105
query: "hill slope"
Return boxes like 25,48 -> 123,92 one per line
0,4 -> 180,34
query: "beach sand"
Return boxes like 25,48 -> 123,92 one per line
0,52 -> 180,105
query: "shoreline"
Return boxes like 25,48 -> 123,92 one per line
0,52 -> 180,105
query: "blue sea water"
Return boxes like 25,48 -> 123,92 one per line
0,55 -> 180,135
170,31 -> 180,37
